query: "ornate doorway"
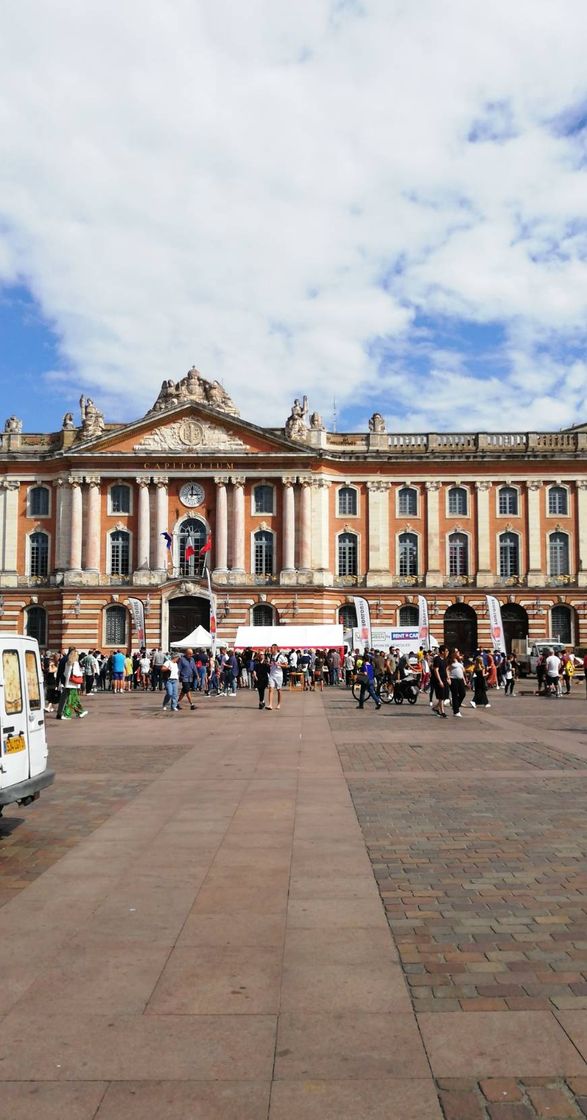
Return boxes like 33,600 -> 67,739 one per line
501,603 -> 528,652
168,596 -> 211,646
444,603 -> 478,656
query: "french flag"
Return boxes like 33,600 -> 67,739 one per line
199,534 -> 212,556
185,535 -> 196,562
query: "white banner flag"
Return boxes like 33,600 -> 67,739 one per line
352,596 -> 372,649
486,595 -> 505,651
127,597 -> 145,646
417,595 -> 430,651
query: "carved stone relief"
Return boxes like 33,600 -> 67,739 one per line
134,418 -> 248,453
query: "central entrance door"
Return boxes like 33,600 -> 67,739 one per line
444,603 -> 478,657
168,596 -> 211,647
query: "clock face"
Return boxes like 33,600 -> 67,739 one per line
179,481 -> 205,508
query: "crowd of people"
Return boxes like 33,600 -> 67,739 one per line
41,642 -> 586,720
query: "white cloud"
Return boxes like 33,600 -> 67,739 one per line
1,0 -> 587,430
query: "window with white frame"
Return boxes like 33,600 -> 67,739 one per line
448,486 -> 468,516
109,530 -> 130,576
253,484 -> 274,514
105,605 -> 127,645
337,532 -> 358,577
338,487 -> 358,516
29,531 -> 49,577
25,605 -> 47,647
498,486 -> 518,516
398,532 -> 418,577
549,531 -> 570,576
548,485 -> 568,516
499,532 -> 519,578
252,603 -> 274,626
398,486 -> 417,516
448,532 -> 469,576
28,485 -> 49,517
110,484 -> 131,514
254,530 -> 274,575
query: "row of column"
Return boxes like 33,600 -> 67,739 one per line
56,474 -> 170,573
212,475 -> 312,575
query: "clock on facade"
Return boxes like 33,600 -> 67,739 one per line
179,481 -> 205,508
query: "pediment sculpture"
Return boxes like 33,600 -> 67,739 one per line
134,417 -> 248,453
285,396 -> 309,441
149,367 -> 239,417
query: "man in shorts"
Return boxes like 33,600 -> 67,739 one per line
111,649 -> 126,695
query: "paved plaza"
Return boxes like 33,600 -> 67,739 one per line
1,685 -> 587,1118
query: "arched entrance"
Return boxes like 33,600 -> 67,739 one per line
444,603 -> 478,656
501,603 -> 529,653
168,596 -> 211,646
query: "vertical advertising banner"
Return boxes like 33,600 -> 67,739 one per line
352,596 -> 372,649
417,595 -> 430,651
206,569 -> 217,657
127,597 -> 145,646
486,595 -> 505,651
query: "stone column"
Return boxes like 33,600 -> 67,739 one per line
85,475 -> 101,574
69,477 -> 83,571
0,479 -> 20,585
425,481 -> 442,587
154,476 -> 169,571
214,477 -> 228,573
280,477 -> 296,582
527,481 -> 544,587
299,478 -> 312,571
310,478 -> 332,583
53,477 -> 69,570
577,481 -> 587,587
366,481 -> 392,586
231,476 -> 246,574
136,478 -> 151,571
475,480 -> 492,585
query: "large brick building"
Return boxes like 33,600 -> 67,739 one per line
0,367 -> 585,654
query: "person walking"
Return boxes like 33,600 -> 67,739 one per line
177,648 -> 197,710
355,654 -> 382,710
43,652 -> 59,713
545,649 -> 562,696
562,655 -> 575,695
62,649 -> 88,719
139,651 -> 151,690
470,656 -> 491,708
430,645 -> 449,718
161,653 -> 179,711
150,648 -> 166,691
266,645 -> 288,710
448,648 -> 467,718
253,652 -> 270,709
504,656 -> 516,696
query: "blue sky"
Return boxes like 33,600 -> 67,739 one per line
1,1 -> 587,436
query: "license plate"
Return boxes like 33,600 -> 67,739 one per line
4,735 -> 25,754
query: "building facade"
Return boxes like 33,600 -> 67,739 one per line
1,368 -> 586,654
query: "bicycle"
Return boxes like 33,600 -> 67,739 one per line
351,674 -> 393,705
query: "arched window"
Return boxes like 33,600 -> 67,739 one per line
448,487 -> 467,516
549,532 -> 570,576
498,486 -> 518,516
25,605 -> 47,647
253,485 -> 274,515
551,604 -> 573,645
499,532 -> 519,578
254,530 -> 274,575
29,531 -> 49,577
28,485 -> 49,517
448,531 -> 469,576
398,532 -> 418,577
179,518 -> 207,576
548,486 -> 568,516
399,604 -> 418,627
109,530 -> 130,576
110,484 -> 131,514
339,603 -> 357,629
105,605 -> 127,646
338,487 -> 358,516
337,532 -> 358,577
398,487 -> 417,516
252,603 -> 274,626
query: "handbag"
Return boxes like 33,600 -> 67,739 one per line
69,673 -> 83,686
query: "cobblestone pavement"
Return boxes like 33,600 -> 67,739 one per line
326,685 -> 587,1119
0,691 -> 198,909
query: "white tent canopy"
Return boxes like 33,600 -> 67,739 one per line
170,625 -> 213,649
234,624 -> 344,650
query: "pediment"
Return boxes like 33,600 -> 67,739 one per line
66,401 -> 310,456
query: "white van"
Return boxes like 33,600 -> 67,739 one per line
0,635 -> 54,813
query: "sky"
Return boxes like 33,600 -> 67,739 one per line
1,0 -> 587,435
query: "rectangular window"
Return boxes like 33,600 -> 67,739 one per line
2,650 -> 23,715
25,650 -> 42,711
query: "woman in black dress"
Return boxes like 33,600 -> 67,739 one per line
252,653 -> 270,710
470,657 -> 491,709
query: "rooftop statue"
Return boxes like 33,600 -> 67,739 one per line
369,412 -> 386,434
62,412 -> 75,430
310,410 -> 325,431
79,396 -> 105,439
149,367 -> 239,416
4,415 -> 22,434
285,396 -> 309,441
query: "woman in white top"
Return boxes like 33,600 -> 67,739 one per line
62,649 -> 88,719
266,645 -> 288,711
162,654 -> 180,711
448,648 -> 467,718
